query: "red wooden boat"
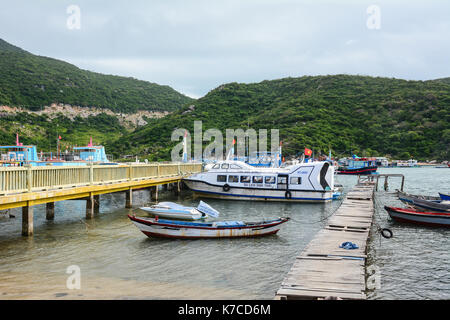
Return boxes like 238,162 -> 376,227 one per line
384,206 -> 450,227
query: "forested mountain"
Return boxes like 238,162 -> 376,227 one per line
111,75 -> 450,161
0,38 -> 193,113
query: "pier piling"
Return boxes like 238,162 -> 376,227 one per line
46,202 -> 55,220
125,189 -> 133,208
94,195 -> 100,214
86,194 -> 95,219
22,203 -> 33,236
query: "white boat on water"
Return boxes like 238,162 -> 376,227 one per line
139,201 -> 219,220
183,160 -> 334,203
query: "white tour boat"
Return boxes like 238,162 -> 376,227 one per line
183,160 -> 334,203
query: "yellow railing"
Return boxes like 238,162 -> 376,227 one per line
0,163 -> 202,195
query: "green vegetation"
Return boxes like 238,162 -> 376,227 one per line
0,38 -> 193,113
0,112 -> 126,151
1,38 -> 449,161
111,75 -> 450,161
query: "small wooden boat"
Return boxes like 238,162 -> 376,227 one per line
384,206 -> 450,227
397,190 -> 450,213
139,201 -> 219,221
128,215 -> 290,239
439,193 -> 450,201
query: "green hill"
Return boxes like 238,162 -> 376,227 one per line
110,75 -> 450,161
0,38 -> 193,113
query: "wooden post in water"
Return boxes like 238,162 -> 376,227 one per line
384,176 -> 389,191
22,202 -> 33,236
86,193 -> 95,219
46,202 -> 55,220
94,195 -> 100,214
126,188 -> 133,208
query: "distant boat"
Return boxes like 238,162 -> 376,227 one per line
439,193 -> 450,201
397,190 -> 450,213
128,215 -> 290,239
384,206 -> 450,228
139,201 -> 219,221
395,159 -> 418,167
336,158 -> 378,175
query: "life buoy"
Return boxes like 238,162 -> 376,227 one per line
223,184 -> 230,192
381,228 -> 393,239
285,190 -> 292,199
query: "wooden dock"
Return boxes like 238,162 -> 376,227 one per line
0,163 -> 202,236
275,180 -> 376,300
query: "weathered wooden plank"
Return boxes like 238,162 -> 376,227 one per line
275,183 -> 375,300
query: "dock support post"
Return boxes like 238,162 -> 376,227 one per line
94,195 -> 100,214
22,203 -> 33,236
384,176 -> 389,191
126,189 -> 133,208
46,202 -> 55,220
151,186 -> 159,202
400,176 -> 405,191
86,194 -> 94,219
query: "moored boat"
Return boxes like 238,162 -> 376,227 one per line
439,193 -> 450,201
384,206 -> 450,227
183,160 -> 334,203
128,214 -> 290,239
139,201 -> 219,221
397,190 -> 450,213
336,157 -> 378,175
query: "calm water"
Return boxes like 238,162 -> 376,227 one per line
0,167 -> 448,299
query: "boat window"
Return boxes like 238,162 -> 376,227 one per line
228,175 -> 239,183
212,164 -> 220,169
252,176 -> 263,183
240,176 -> 251,183
278,176 -> 287,184
217,175 -> 227,182
290,177 -> 302,185
221,163 -> 229,169
265,176 -> 276,184
230,164 -> 242,169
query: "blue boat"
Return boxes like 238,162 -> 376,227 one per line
337,157 -> 378,175
439,193 -> 450,201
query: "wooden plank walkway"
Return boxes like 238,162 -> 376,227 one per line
275,182 -> 376,300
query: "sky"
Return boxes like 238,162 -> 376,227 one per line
1,0 -> 449,98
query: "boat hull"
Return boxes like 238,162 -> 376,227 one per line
439,193 -> 450,201
336,166 -> 378,175
384,206 -> 450,227
128,215 -> 289,239
397,191 -> 450,213
183,180 -> 332,203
